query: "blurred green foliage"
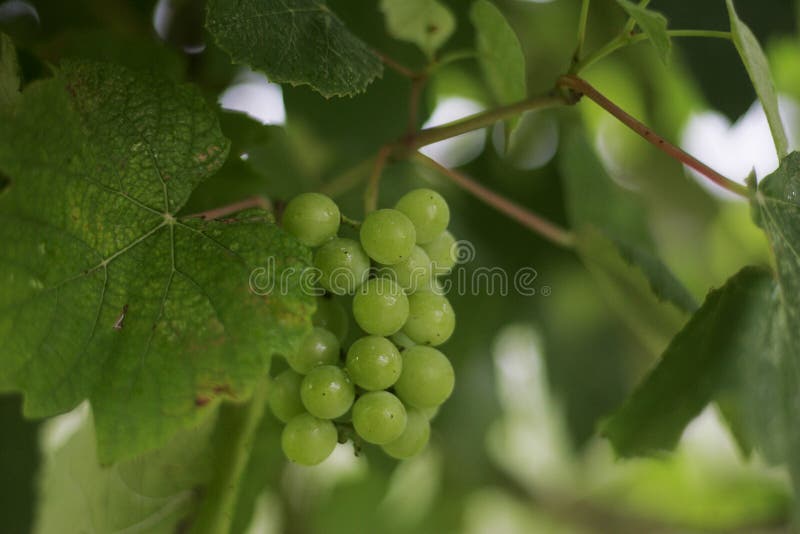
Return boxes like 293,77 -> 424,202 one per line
1,0 -> 799,532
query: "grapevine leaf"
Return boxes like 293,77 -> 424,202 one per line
560,133 -> 695,352
576,228 -> 694,352
380,0 -> 455,59
0,60 -> 313,462
35,407 -> 215,534
616,0 -> 671,64
470,0 -> 526,140
602,267 -> 776,456
0,33 -> 19,112
206,0 -> 383,98
726,0 -> 789,158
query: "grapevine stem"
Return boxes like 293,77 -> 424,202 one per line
622,0 -> 651,36
191,381 -> 269,534
572,0 -> 591,68
415,153 -> 575,248
364,145 -> 392,214
572,29 -> 732,74
375,51 -> 418,79
317,158 -> 375,198
409,93 -> 568,149
185,196 -> 272,220
341,213 -> 362,229
557,74 -> 750,198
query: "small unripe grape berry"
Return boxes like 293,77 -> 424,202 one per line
314,238 -> 370,295
281,413 -> 338,466
394,346 -> 454,408
300,365 -> 355,419
380,246 -> 432,292
402,292 -> 455,346
422,231 -> 457,276
352,278 -> 409,336
395,188 -> 450,244
268,369 -> 305,423
352,391 -> 407,444
312,297 -> 349,343
286,327 -> 340,374
382,408 -> 431,459
346,336 -> 402,391
360,209 -> 416,265
282,192 -> 340,247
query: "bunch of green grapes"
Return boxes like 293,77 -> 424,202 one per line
270,190 -> 458,466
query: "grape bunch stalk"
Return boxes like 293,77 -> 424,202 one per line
270,189 -> 459,465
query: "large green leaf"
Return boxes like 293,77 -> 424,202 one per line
380,0 -> 455,59
469,0 -> 525,138
605,152 -> 800,490
35,407 -> 215,534
0,33 -> 19,112
206,0 -> 383,98
0,61 -> 313,462
560,133 -> 695,352
726,0 -> 789,159
616,0 -> 670,64
602,267 -> 776,456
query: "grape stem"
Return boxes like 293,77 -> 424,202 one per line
415,153 -> 576,249
570,0 -> 591,70
191,380 -> 270,534
185,196 -> 272,220
341,213 -> 362,229
557,74 -> 750,198
571,29 -> 732,74
375,51 -> 420,79
364,145 -> 392,213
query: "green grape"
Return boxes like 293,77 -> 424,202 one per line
422,231 -> 457,276
346,336 -> 402,391
382,408 -> 431,459
312,296 -> 349,343
282,192 -> 340,247
381,246 -> 432,292
402,292 -> 455,346
352,391 -> 407,444
421,405 -> 439,421
286,327 -> 340,374
268,369 -> 305,423
314,238 -> 370,295
395,188 -> 450,244
394,346 -> 454,408
352,278 -> 409,336
360,209 -> 416,265
300,365 -> 355,419
281,413 -> 338,466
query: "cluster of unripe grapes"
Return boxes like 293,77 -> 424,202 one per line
270,188 -> 458,465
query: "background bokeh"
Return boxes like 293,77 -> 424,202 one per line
1,0 -> 798,531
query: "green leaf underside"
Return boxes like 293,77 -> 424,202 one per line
602,267 -> 777,456
0,33 -> 20,112
605,152 -> 800,490
35,410 -> 215,534
470,0 -> 526,138
0,60 -> 313,462
206,0 -> 383,98
616,0 -> 671,64
726,0 -> 789,159
380,0 -> 455,59
560,133 -> 694,351
576,228 -> 693,352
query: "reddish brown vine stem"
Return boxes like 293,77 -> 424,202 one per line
416,153 -> 575,249
557,74 -> 750,198
186,196 -> 272,220
364,145 -> 393,213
